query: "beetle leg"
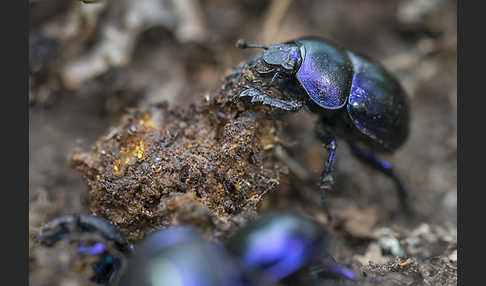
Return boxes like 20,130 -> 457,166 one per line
318,137 -> 337,201
269,71 -> 280,86
314,121 -> 338,201
239,87 -> 263,100
262,96 -> 302,111
347,143 -> 410,212
239,87 -> 303,111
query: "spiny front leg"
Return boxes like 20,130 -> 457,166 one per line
239,87 -> 303,111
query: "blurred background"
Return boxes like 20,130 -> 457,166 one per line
29,0 -> 456,285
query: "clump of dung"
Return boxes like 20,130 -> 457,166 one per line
70,65 -> 288,241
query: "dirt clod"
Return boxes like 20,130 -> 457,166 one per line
70,67 -> 286,241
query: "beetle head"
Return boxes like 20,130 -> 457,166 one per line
236,39 -> 302,74
262,43 -> 302,73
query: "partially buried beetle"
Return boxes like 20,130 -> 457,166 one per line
229,36 -> 410,209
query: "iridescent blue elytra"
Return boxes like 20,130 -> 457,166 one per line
296,38 -> 353,109
226,212 -> 331,285
119,227 -> 247,286
234,36 -> 411,209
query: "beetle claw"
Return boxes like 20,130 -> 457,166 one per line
251,94 -> 265,103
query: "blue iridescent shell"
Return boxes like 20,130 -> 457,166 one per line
295,37 -> 353,109
346,51 -> 409,150
119,227 -> 247,286
226,212 -> 330,284
290,37 -> 409,151
37,214 -> 130,251
239,36 -> 410,152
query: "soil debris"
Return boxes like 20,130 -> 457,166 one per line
70,64 -> 287,241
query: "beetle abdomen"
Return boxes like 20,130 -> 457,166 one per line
346,51 -> 409,151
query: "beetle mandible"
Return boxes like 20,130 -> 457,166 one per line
231,36 -> 410,209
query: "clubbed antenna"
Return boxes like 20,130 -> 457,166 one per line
235,39 -> 269,50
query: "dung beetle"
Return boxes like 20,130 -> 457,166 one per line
37,214 -> 134,285
232,36 -> 410,209
118,213 -> 355,286
118,227 -> 248,286
226,211 -> 355,285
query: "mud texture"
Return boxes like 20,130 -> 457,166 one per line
69,68 -> 285,241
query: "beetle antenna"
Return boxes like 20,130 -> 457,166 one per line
236,39 -> 269,50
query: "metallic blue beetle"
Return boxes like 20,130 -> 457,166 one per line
234,37 -> 410,208
118,227 -> 248,286
37,214 -> 134,285
118,213 -> 355,286
226,212 -> 355,286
